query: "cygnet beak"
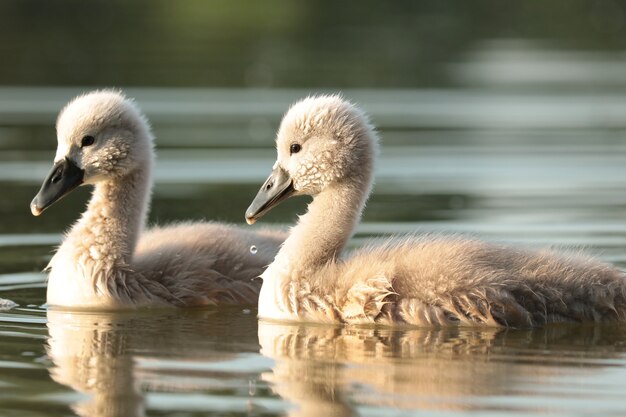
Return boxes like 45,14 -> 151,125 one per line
30,157 -> 84,216
245,165 -> 295,225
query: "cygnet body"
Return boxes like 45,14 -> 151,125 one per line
32,90 -> 283,308
245,95 -> 626,327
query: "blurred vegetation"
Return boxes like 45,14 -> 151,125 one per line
1,0 -> 625,88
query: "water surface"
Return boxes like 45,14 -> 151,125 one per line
2,88 -> 626,416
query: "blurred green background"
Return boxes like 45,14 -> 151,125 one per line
2,0 -> 626,88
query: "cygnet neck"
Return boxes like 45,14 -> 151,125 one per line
72,158 -> 152,268
258,168 -> 372,320
277,176 -> 371,275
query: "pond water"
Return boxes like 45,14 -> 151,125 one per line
2,88 -> 626,417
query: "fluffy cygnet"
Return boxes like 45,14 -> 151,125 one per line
32,90 -> 283,308
245,95 -> 626,327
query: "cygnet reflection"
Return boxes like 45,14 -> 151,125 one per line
45,308 -> 258,417
258,321 -> 626,416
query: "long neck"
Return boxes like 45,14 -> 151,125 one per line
67,161 -> 152,270
276,179 -> 371,276
258,174 -> 371,321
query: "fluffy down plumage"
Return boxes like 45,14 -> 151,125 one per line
246,95 -> 626,327
34,90 -> 284,308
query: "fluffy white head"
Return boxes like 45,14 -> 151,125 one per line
55,90 -> 154,184
275,95 -> 378,195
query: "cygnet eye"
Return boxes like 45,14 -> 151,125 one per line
80,135 -> 95,148
290,143 -> 301,155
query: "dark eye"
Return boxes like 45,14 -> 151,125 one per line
290,143 -> 301,155
81,135 -> 95,148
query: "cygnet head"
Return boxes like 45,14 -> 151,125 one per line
30,90 -> 153,216
246,95 -> 378,224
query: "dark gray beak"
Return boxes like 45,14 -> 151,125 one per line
31,157 -> 84,216
245,165 -> 295,225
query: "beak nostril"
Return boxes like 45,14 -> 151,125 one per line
265,181 -> 273,191
50,166 -> 64,184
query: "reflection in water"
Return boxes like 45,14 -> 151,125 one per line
259,322 -> 626,416
45,308 -> 258,417
47,310 -> 145,417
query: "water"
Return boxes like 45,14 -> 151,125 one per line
2,88 -> 626,416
